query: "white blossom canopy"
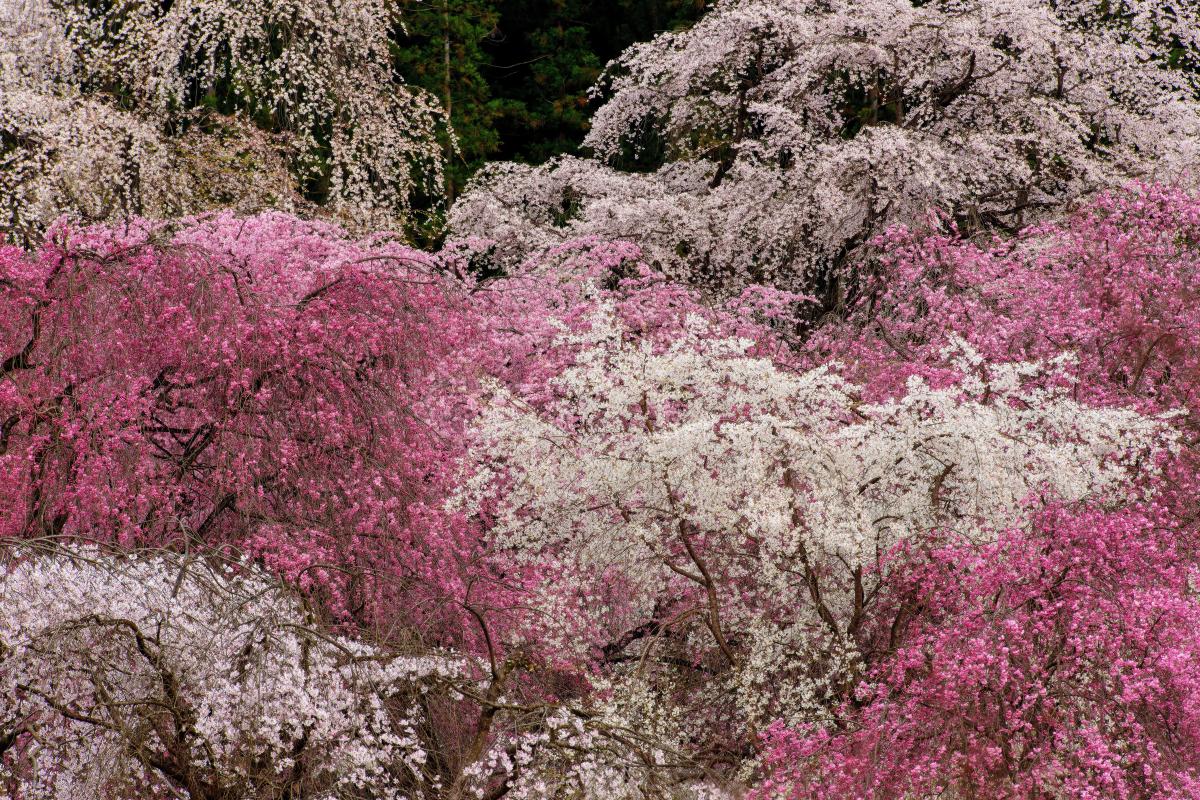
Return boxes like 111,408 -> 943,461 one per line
459,306 -> 1177,731
0,547 -> 459,799
0,0 -> 445,242
450,0 -> 1200,296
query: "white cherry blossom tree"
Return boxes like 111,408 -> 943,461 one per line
458,303 -> 1177,753
0,0 -> 446,243
0,545 -> 460,799
450,0 -> 1200,299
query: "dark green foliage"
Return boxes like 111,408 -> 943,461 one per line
480,0 -> 708,166
390,0 -> 706,201
385,0 -> 706,230
395,0 -> 505,200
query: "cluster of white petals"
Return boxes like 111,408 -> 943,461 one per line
0,0 -> 444,242
464,705 -> 736,800
451,0 -> 1200,295
0,547 -> 458,799
460,306 -> 1177,731
0,86 -> 301,243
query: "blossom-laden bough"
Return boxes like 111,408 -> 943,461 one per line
0,544 -> 460,799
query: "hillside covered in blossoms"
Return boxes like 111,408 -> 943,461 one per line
2,1 -> 1200,798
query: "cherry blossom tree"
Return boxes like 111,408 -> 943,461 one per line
0,212 -> 499,640
813,183 -> 1200,420
758,503 -> 1200,799
0,544 -> 461,799
0,0 -> 446,243
449,237 -> 1179,792
449,0 -> 1200,301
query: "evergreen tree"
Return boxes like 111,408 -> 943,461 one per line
395,0 -> 504,200
482,0 -> 708,164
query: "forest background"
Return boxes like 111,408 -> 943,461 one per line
392,0 -> 706,200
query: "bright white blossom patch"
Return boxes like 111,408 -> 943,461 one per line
0,547 -> 460,799
451,0 -> 1200,294
459,305 -> 1177,730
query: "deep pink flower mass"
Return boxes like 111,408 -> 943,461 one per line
0,212 -> 503,642
759,505 -> 1200,799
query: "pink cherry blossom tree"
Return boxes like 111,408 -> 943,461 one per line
0,212 -> 499,642
758,503 -> 1200,799
814,183 -> 1200,420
